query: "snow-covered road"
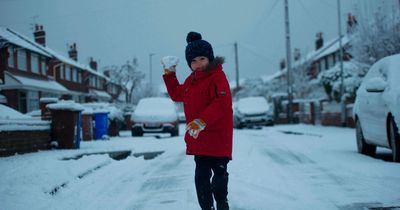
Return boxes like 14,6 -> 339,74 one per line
1,124 -> 400,210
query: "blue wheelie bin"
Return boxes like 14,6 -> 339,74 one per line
93,112 -> 109,140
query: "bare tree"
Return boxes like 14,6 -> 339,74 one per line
104,58 -> 145,104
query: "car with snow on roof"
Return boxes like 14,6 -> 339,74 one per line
353,54 -> 400,162
233,96 -> 274,129
131,97 -> 179,137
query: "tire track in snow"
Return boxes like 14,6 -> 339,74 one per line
127,150 -> 198,210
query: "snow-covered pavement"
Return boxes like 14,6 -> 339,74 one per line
1,124 -> 400,210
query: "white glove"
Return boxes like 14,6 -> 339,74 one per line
161,56 -> 179,72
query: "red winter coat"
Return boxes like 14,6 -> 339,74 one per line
163,58 -> 233,159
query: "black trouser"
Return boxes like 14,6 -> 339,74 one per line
194,155 -> 229,210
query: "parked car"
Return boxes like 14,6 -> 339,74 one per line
233,96 -> 274,128
131,97 -> 179,137
26,109 -> 41,119
353,54 -> 400,162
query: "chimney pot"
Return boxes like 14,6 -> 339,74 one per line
315,32 -> 323,50
68,43 -> 78,61
89,57 -> 97,70
33,24 -> 46,46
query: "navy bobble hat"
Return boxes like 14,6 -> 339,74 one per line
185,32 -> 214,67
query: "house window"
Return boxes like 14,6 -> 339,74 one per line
61,65 -> 65,79
27,91 -> 39,112
17,49 -> 27,71
332,53 -> 336,66
98,79 -> 102,89
324,57 -> 329,70
65,65 -> 71,81
7,46 -> 15,68
317,61 -> 322,73
90,76 -> 95,87
72,68 -> 77,82
77,71 -> 82,83
31,54 -> 39,74
41,59 -> 46,75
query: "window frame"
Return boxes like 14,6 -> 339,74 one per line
7,46 -> 15,68
17,49 -> 27,71
31,53 -> 40,74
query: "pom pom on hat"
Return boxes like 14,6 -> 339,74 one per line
186,32 -> 202,43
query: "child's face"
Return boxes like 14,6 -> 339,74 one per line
190,56 -> 209,71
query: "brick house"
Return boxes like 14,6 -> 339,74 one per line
0,25 -> 125,113
269,13 -> 358,84
0,27 -> 68,113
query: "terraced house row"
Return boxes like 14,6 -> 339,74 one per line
0,25 -> 125,113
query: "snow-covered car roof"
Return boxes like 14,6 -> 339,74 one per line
132,97 -> 178,122
236,96 -> 270,114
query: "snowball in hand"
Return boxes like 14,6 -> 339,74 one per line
161,56 -> 179,70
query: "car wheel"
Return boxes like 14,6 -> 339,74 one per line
131,129 -> 143,137
389,116 -> 400,162
234,119 -> 243,129
356,119 -> 376,156
171,127 -> 179,137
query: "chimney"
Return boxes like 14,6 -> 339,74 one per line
347,13 -> 358,34
68,43 -> 78,61
315,32 -> 323,50
33,24 -> 46,46
293,48 -> 301,61
89,57 -> 97,70
280,58 -> 286,70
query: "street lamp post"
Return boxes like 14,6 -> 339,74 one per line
149,53 -> 155,89
284,0 -> 294,124
337,0 -> 346,127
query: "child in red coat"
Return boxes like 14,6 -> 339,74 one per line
163,32 -> 233,210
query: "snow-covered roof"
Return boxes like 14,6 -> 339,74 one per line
89,89 -> 112,100
263,35 -> 351,83
312,35 -> 351,61
1,71 -> 68,94
0,27 -> 109,81
0,27 -> 52,58
41,46 -> 108,80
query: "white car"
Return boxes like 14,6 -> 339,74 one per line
131,97 -> 179,137
233,96 -> 274,128
353,54 -> 400,162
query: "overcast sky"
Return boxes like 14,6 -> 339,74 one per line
0,0 -> 397,87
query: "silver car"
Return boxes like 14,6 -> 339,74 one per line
131,97 -> 179,137
353,54 -> 400,162
233,96 -> 274,129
